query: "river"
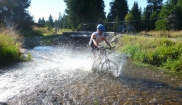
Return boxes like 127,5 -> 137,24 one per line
0,46 -> 182,105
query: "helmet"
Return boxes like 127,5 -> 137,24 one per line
97,24 -> 105,31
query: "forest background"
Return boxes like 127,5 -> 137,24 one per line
0,0 -> 182,32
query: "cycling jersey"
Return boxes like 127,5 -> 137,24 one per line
89,32 -> 106,47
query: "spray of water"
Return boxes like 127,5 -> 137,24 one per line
0,46 -> 92,101
0,45 -> 125,102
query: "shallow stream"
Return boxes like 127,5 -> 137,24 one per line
0,46 -> 182,105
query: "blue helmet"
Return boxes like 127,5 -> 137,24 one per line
97,24 -> 105,31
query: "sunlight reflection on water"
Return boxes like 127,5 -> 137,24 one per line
0,46 -> 91,101
0,46 -> 124,102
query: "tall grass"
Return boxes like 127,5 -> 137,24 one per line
140,30 -> 182,38
0,25 -> 22,66
120,36 -> 182,72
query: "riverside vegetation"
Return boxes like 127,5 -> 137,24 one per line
22,26 -> 72,37
118,31 -> 182,73
0,26 -> 31,67
0,26 -> 72,67
1,25 -> 182,73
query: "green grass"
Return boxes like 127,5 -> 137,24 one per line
0,26 -> 31,66
21,26 -> 73,37
0,34 -> 20,65
119,36 -> 182,72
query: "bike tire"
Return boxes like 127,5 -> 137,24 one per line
101,59 -> 119,77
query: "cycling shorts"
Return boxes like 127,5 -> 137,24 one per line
89,40 -> 99,53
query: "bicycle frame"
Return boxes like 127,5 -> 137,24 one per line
92,46 -> 113,67
96,47 -> 110,62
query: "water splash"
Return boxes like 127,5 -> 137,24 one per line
0,46 -> 93,101
0,46 -> 125,102
1,46 -> 181,104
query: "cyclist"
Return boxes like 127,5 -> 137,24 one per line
89,24 -> 112,59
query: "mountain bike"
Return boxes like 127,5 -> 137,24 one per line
92,46 -> 120,77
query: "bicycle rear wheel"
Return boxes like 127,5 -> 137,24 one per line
101,59 -> 119,77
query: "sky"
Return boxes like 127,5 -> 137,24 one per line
28,0 -> 167,22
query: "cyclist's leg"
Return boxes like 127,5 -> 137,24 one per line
91,47 -> 102,73
91,45 -> 99,60
99,46 -> 104,56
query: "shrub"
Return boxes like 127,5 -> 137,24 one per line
0,25 -> 23,66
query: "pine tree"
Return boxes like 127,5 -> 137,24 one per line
146,0 -> 164,30
62,14 -> 70,29
42,17 -> 45,24
107,0 -> 128,22
64,0 -> 105,30
147,0 -> 163,13
176,0 -> 182,29
141,7 -> 151,31
48,15 -> 54,27
0,0 -> 33,30
38,18 -> 42,23
106,0 -> 128,31
155,0 -> 175,30
130,2 -> 142,32
57,12 -> 62,29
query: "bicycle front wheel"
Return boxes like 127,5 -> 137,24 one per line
92,56 -> 102,73
101,60 -> 119,77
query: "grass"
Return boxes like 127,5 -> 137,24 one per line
118,34 -> 182,72
21,26 -> 73,48
21,26 -> 73,37
139,30 -> 182,38
32,26 -> 55,36
0,25 -> 31,66
21,26 -> 54,37
0,26 -> 71,65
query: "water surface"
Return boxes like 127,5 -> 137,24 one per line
0,46 -> 182,104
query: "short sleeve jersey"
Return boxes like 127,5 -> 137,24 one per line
92,32 -> 106,43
